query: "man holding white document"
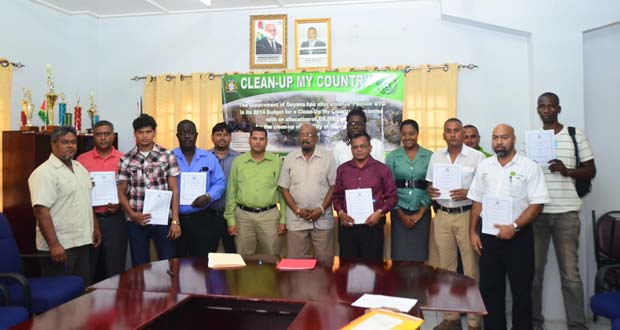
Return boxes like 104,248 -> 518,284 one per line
332,132 -> 397,261
77,120 -> 126,279
468,124 -> 549,330
118,114 -> 181,266
172,120 -> 226,257
426,118 -> 485,330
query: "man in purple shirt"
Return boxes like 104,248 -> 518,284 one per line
332,132 -> 398,261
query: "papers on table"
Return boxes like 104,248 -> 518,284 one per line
208,253 -> 246,269
91,171 -> 119,206
482,195 -> 514,235
345,188 -> 374,224
180,172 -> 208,205
276,258 -> 317,270
340,309 -> 424,330
432,164 -> 462,199
351,294 -> 418,313
143,189 -> 172,225
526,130 -> 556,165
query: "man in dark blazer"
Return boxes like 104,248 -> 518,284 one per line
256,23 -> 282,55
300,27 -> 326,55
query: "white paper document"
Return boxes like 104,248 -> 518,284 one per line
345,188 -> 374,224
143,189 -> 173,225
432,164 -> 462,199
91,171 -> 119,206
482,195 -> 514,235
180,172 -> 208,205
351,294 -> 418,313
526,130 -> 556,165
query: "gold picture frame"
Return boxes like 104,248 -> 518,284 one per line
250,14 -> 288,69
295,18 -> 331,70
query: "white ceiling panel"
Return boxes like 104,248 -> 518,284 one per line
31,0 -> 412,18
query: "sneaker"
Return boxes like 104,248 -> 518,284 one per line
433,319 -> 463,330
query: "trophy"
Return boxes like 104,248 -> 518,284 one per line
87,92 -> 99,133
75,96 -> 82,131
20,88 -> 38,132
58,93 -> 67,126
44,64 -> 59,132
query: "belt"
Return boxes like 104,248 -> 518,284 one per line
179,208 -> 211,219
238,204 -> 277,213
436,204 -> 472,214
209,208 -> 225,216
395,179 -> 428,190
95,212 -> 119,218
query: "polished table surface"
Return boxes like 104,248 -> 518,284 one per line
13,257 -> 486,329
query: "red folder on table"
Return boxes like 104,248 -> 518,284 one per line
276,258 -> 317,270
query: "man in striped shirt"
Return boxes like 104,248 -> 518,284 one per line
530,92 -> 596,330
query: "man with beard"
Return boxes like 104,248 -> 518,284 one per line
173,120 -> 226,256
207,122 -> 240,253
225,127 -> 287,255
468,124 -> 549,330
29,127 -> 99,284
279,124 -> 337,258
529,92 -> 595,330
332,106 -> 385,165
256,23 -> 282,54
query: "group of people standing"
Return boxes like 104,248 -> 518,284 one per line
27,92 -> 594,330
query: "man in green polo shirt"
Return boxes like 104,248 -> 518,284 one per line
464,124 -> 492,157
224,127 -> 287,255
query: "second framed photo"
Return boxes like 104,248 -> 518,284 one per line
250,14 -> 287,69
295,18 -> 331,70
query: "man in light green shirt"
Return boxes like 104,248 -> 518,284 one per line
464,124 -> 493,158
224,127 -> 286,255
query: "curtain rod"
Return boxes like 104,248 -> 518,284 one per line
129,63 -> 478,81
0,59 -> 25,68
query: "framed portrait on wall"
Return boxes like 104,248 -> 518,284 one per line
250,14 -> 287,69
295,18 -> 331,70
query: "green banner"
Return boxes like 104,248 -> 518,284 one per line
222,71 -> 404,152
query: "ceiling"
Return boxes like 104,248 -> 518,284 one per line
32,0 -> 408,18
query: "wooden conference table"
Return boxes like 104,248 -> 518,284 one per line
12,257 -> 486,329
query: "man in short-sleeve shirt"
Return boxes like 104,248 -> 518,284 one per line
468,124 -> 549,330
279,124 -> 337,259
29,127 -> 98,284
117,114 -> 181,266
528,92 -> 596,330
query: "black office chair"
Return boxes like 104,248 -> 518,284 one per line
592,210 -> 620,293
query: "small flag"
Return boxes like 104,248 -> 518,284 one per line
38,100 -> 48,124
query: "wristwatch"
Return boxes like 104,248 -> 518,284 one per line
171,220 -> 180,225
512,222 -> 521,232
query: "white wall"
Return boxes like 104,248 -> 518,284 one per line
584,21 -> 620,298
96,1 -> 530,152
0,0 -> 98,129
3,0 -> 620,323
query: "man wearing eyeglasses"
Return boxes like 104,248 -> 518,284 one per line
279,124 -> 337,259
332,106 -> 385,165
332,132 -> 397,261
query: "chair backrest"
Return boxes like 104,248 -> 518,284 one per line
593,210 -> 620,266
0,213 -> 22,273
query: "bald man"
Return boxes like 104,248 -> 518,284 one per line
279,124 -> 337,258
467,124 -> 549,330
256,23 -> 282,54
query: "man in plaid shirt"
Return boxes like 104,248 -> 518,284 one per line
118,114 -> 181,266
